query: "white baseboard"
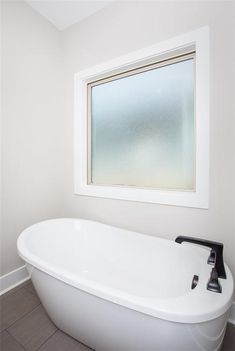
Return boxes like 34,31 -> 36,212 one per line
229,302 -> 235,325
0,265 -> 30,295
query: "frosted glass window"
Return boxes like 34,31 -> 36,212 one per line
89,55 -> 195,190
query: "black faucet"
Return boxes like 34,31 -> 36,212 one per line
175,236 -> 226,293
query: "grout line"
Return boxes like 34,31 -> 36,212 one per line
5,300 -> 59,351
5,303 -> 42,333
36,329 -> 58,351
63,330 -> 95,350
5,329 -> 28,351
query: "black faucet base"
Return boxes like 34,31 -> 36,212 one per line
207,268 -> 222,293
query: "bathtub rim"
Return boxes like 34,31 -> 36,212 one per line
17,218 -> 234,324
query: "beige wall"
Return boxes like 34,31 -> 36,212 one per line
1,1 -> 66,275
62,1 -> 235,292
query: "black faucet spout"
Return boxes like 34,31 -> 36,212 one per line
175,236 -> 226,279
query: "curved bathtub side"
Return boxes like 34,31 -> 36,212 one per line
29,265 -> 230,351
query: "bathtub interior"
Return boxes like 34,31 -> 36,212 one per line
20,219 -> 207,299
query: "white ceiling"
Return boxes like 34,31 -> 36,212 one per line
26,0 -> 116,31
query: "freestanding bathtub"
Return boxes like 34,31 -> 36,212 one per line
17,219 -> 233,351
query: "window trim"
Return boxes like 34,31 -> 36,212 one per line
74,26 -> 209,208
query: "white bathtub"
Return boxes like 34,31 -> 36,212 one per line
17,219 -> 233,351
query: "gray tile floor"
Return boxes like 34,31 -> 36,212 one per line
0,280 -> 234,351
0,281 -> 91,351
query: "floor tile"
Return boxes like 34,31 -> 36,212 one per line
0,287 -> 40,332
24,282 -> 38,297
38,330 -> 92,351
0,330 -> 25,351
7,305 -> 57,351
222,323 -> 235,351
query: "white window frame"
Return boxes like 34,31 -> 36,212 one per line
74,26 -> 209,208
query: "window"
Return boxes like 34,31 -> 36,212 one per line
74,27 -> 209,208
88,53 -> 195,191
